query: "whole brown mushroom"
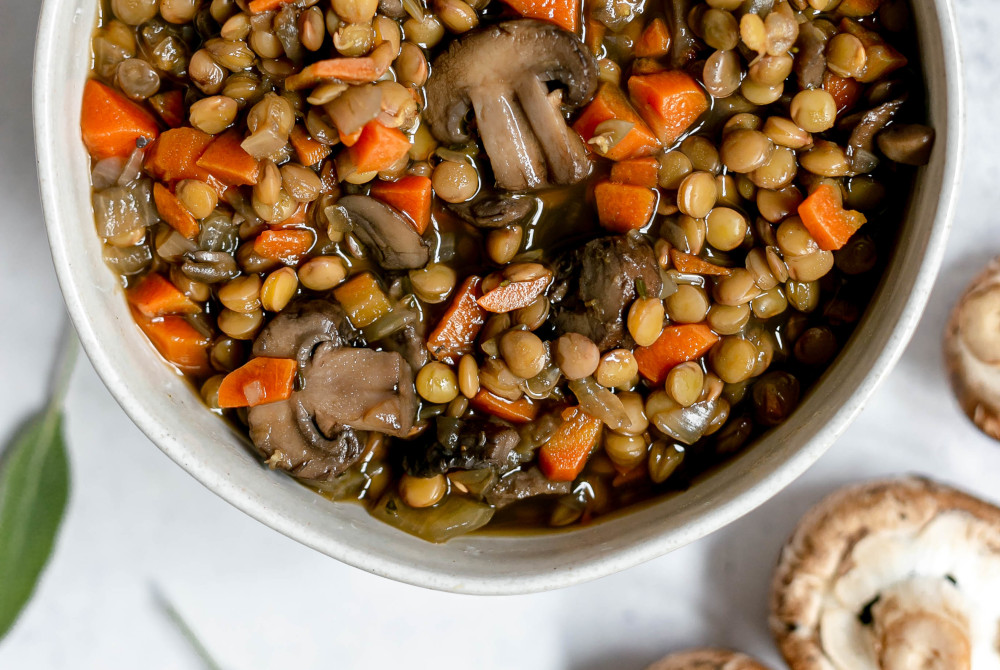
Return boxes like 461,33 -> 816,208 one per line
646,649 -> 774,670
771,477 -> 1000,670
945,256 -> 1000,439
424,20 -> 598,191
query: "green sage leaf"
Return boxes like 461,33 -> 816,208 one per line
0,332 -> 77,639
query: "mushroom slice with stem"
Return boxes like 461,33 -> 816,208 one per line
846,97 -> 906,173
245,300 -> 418,480
945,256 -> 1000,440
645,649 -> 774,670
770,477 -> 1000,670
424,20 -> 598,192
338,194 -> 430,270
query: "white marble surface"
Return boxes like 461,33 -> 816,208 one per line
2,1 -> 998,667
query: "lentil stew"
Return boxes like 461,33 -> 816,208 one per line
83,0 -> 934,541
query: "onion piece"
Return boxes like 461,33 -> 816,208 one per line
653,399 -> 716,445
568,377 -> 629,431
117,147 -> 145,186
241,123 -> 287,159
92,157 -> 125,190
103,242 -> 151,275
371,492 -> 494,542
361,309 -> 417,342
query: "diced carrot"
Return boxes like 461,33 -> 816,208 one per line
248,0 -> 290,12
572,82 -> 661,161
284,44 -> 392,90
823,71 -> 862,114
635,18 -> 671,58
595,181 -> 657,233
143,127 -> 215,183
539,406 -> 604,481
81,79 -> 160,160
470,389 -> 539,424
478,276 -> 551,313
670,249 -> 732,276
632,58 -> 667,75
797,184 -> 867,251
500,0 -> 579,32
612,462 -> 648,487
628,71 -> 709,146
195,129 -> 260,186
338,126 -> 363,147
333,272 -> 394,328
840,19 -> 907,83
253,229 -> 315,264
837,0 -> 880,16
347,121 -> 411,173
635,323 -> 719,384
426,276 -> 486,364
290,125 -> 332,166
370,175 -> 433,235
610,157 -> 660,188
148,90 -> 185,128
127,272 -> 200,317
132,309 -> 211,376
153,182 -> 200,239
217,357 -> 298,408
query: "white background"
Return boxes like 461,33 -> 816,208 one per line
1,1 -> 997,668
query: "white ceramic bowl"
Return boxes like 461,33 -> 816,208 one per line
34,0 -> 963,594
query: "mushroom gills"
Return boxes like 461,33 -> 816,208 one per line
338,194 -> 430,270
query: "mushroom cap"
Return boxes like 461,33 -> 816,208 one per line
945,256 -> 1000,440
645,649 -> 773,670
770,477 -> 1000,670
424,19 -> 598,145
338,194 -> 430,270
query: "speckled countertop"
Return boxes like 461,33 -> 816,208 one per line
1,1 -> 997,668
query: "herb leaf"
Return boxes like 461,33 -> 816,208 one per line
0,332 -> 77,639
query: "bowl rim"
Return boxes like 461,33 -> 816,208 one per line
33,0 -> 964,594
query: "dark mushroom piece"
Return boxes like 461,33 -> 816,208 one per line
484,467 -> 573,509
878,124 -> 936,166
846,98 -> 906,173
424,20 -> 598,192
338,194 -> 430,270
245,300 -> 418,480
401,416 -> 521,477
794,21 -> 830,90
447,192 -> 536,229
180,250 -> 239,283
551,233 -> 663,350
666,0 -> 700,70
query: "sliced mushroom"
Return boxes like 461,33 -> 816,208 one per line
770,477 -> 1000,670
447,192 -> 536,229
646,649 -> 773,670
483,467 -> 573,509
551,233 -> 663,350
338,194 -> 430,270
794,22 -> 830,90
424,20 -> 598,192
945,257 -> 1000,440
402,416 -> 521,477
253,298 -> 358,368
245,300 -> 418,480
846,98 -> 905,173
877,124 -> 936,166
666,0 -> 700,70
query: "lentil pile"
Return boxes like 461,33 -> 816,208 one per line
83,0 -> 934,540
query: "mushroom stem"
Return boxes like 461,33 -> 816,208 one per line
515,76 -> 592,185
872,579 -> 971,670
469,87 -> 547,191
